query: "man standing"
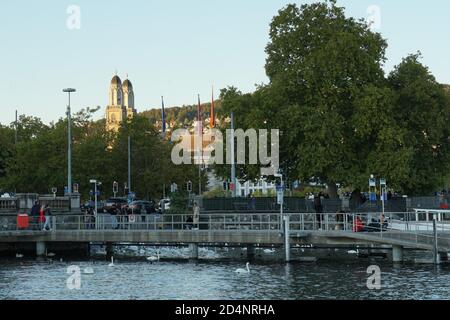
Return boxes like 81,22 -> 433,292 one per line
314,193 -> 323,230
193,202 -> 200,230
42,204 -> 52,231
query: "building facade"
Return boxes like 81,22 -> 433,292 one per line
106,75 -> 137,132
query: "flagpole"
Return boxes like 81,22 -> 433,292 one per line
161,96 -> 166,138
210,85 -> 215,129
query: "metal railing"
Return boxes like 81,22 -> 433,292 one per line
0,198 -> 17,211
0,213 -> 282,232
0,211 -> 448,230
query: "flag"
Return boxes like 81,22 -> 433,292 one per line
161,96 -> 166,133
210,86 -> 215,129
197,94 -> 203,136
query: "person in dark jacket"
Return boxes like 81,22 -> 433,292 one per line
314,193 -> 324,229
185,216 -> 194,230
30,201 -> 40,230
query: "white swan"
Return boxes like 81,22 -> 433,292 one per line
83,267 -> 95,275
347,249 -> 359,255
108,256 -> 115,267
45,249 -> 56,257
147,251 -> 160,262
235,262 -> 250,274
16,253 -> 24,258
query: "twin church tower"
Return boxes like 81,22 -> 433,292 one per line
106,74 -> 137,132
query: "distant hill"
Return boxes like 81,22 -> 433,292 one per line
140,100 -> 223,129
444,84 -> 450,92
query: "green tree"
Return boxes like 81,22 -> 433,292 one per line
381,54 -> 450,195
264,1 -> 388,197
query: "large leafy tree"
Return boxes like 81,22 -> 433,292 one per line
219,1 -> 450,196
382,54 -> 450,194
220,1 -> 387,197
0,125 -> 14,188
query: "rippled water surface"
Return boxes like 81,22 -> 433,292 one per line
1,256 -> 450,300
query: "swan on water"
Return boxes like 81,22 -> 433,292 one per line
347,249 -> 359,254
147,251 -> 160,262
108,256 -> 115,267
16,253 -> 24,258
235,262 -> 250,274
45,249 -> 56,257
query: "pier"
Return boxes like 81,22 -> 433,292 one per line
1,211 -> 450,263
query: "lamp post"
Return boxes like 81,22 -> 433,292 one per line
380,178 -> 387,238
275,173 -> 290,262
63,88 -> 76,195
90,179 -> 101,217
230,112 -> 236,197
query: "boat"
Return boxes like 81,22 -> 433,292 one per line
387,209 -> 450,232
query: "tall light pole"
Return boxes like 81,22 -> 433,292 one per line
128,136 -> 131,195
90,179 -> 101,229
63,88 -> 76,195
230,112 -> 236,197
275,172 -> 290,262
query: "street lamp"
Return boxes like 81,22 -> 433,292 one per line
90,179 -> 101,217
275,172 -> 290,262
380,178 -> 387,238
63,88 -> 76,195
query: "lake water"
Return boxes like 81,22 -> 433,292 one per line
1,249 -> 450,300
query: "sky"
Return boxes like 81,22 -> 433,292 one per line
0,0 -> 449,125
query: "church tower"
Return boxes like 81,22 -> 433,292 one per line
106,74 -> 138,132
106,75 -> 126,132
123,77 -> 137,119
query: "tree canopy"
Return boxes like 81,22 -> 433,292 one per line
0,109 -> 202,201
217,1 -> 450,196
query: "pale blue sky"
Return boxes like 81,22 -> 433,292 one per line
0,0 -> 449,125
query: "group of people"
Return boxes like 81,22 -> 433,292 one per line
353,215 -> 387,233
30,201 -> 52,231
313,192 -> 388,232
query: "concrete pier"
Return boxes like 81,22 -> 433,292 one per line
106,243 -> 114,258
36,241 -> 46,256
392,245 -> 403,263
189,243 -> 199,259
247,245 -> 255,260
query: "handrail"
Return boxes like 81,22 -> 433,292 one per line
1,212 -> 450,241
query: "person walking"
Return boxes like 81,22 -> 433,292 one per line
38,204 -> 46,230
42,204 -> 52,231
30,201 -> 40,230
110,204 -> 118,230
193,202 -> 200,230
